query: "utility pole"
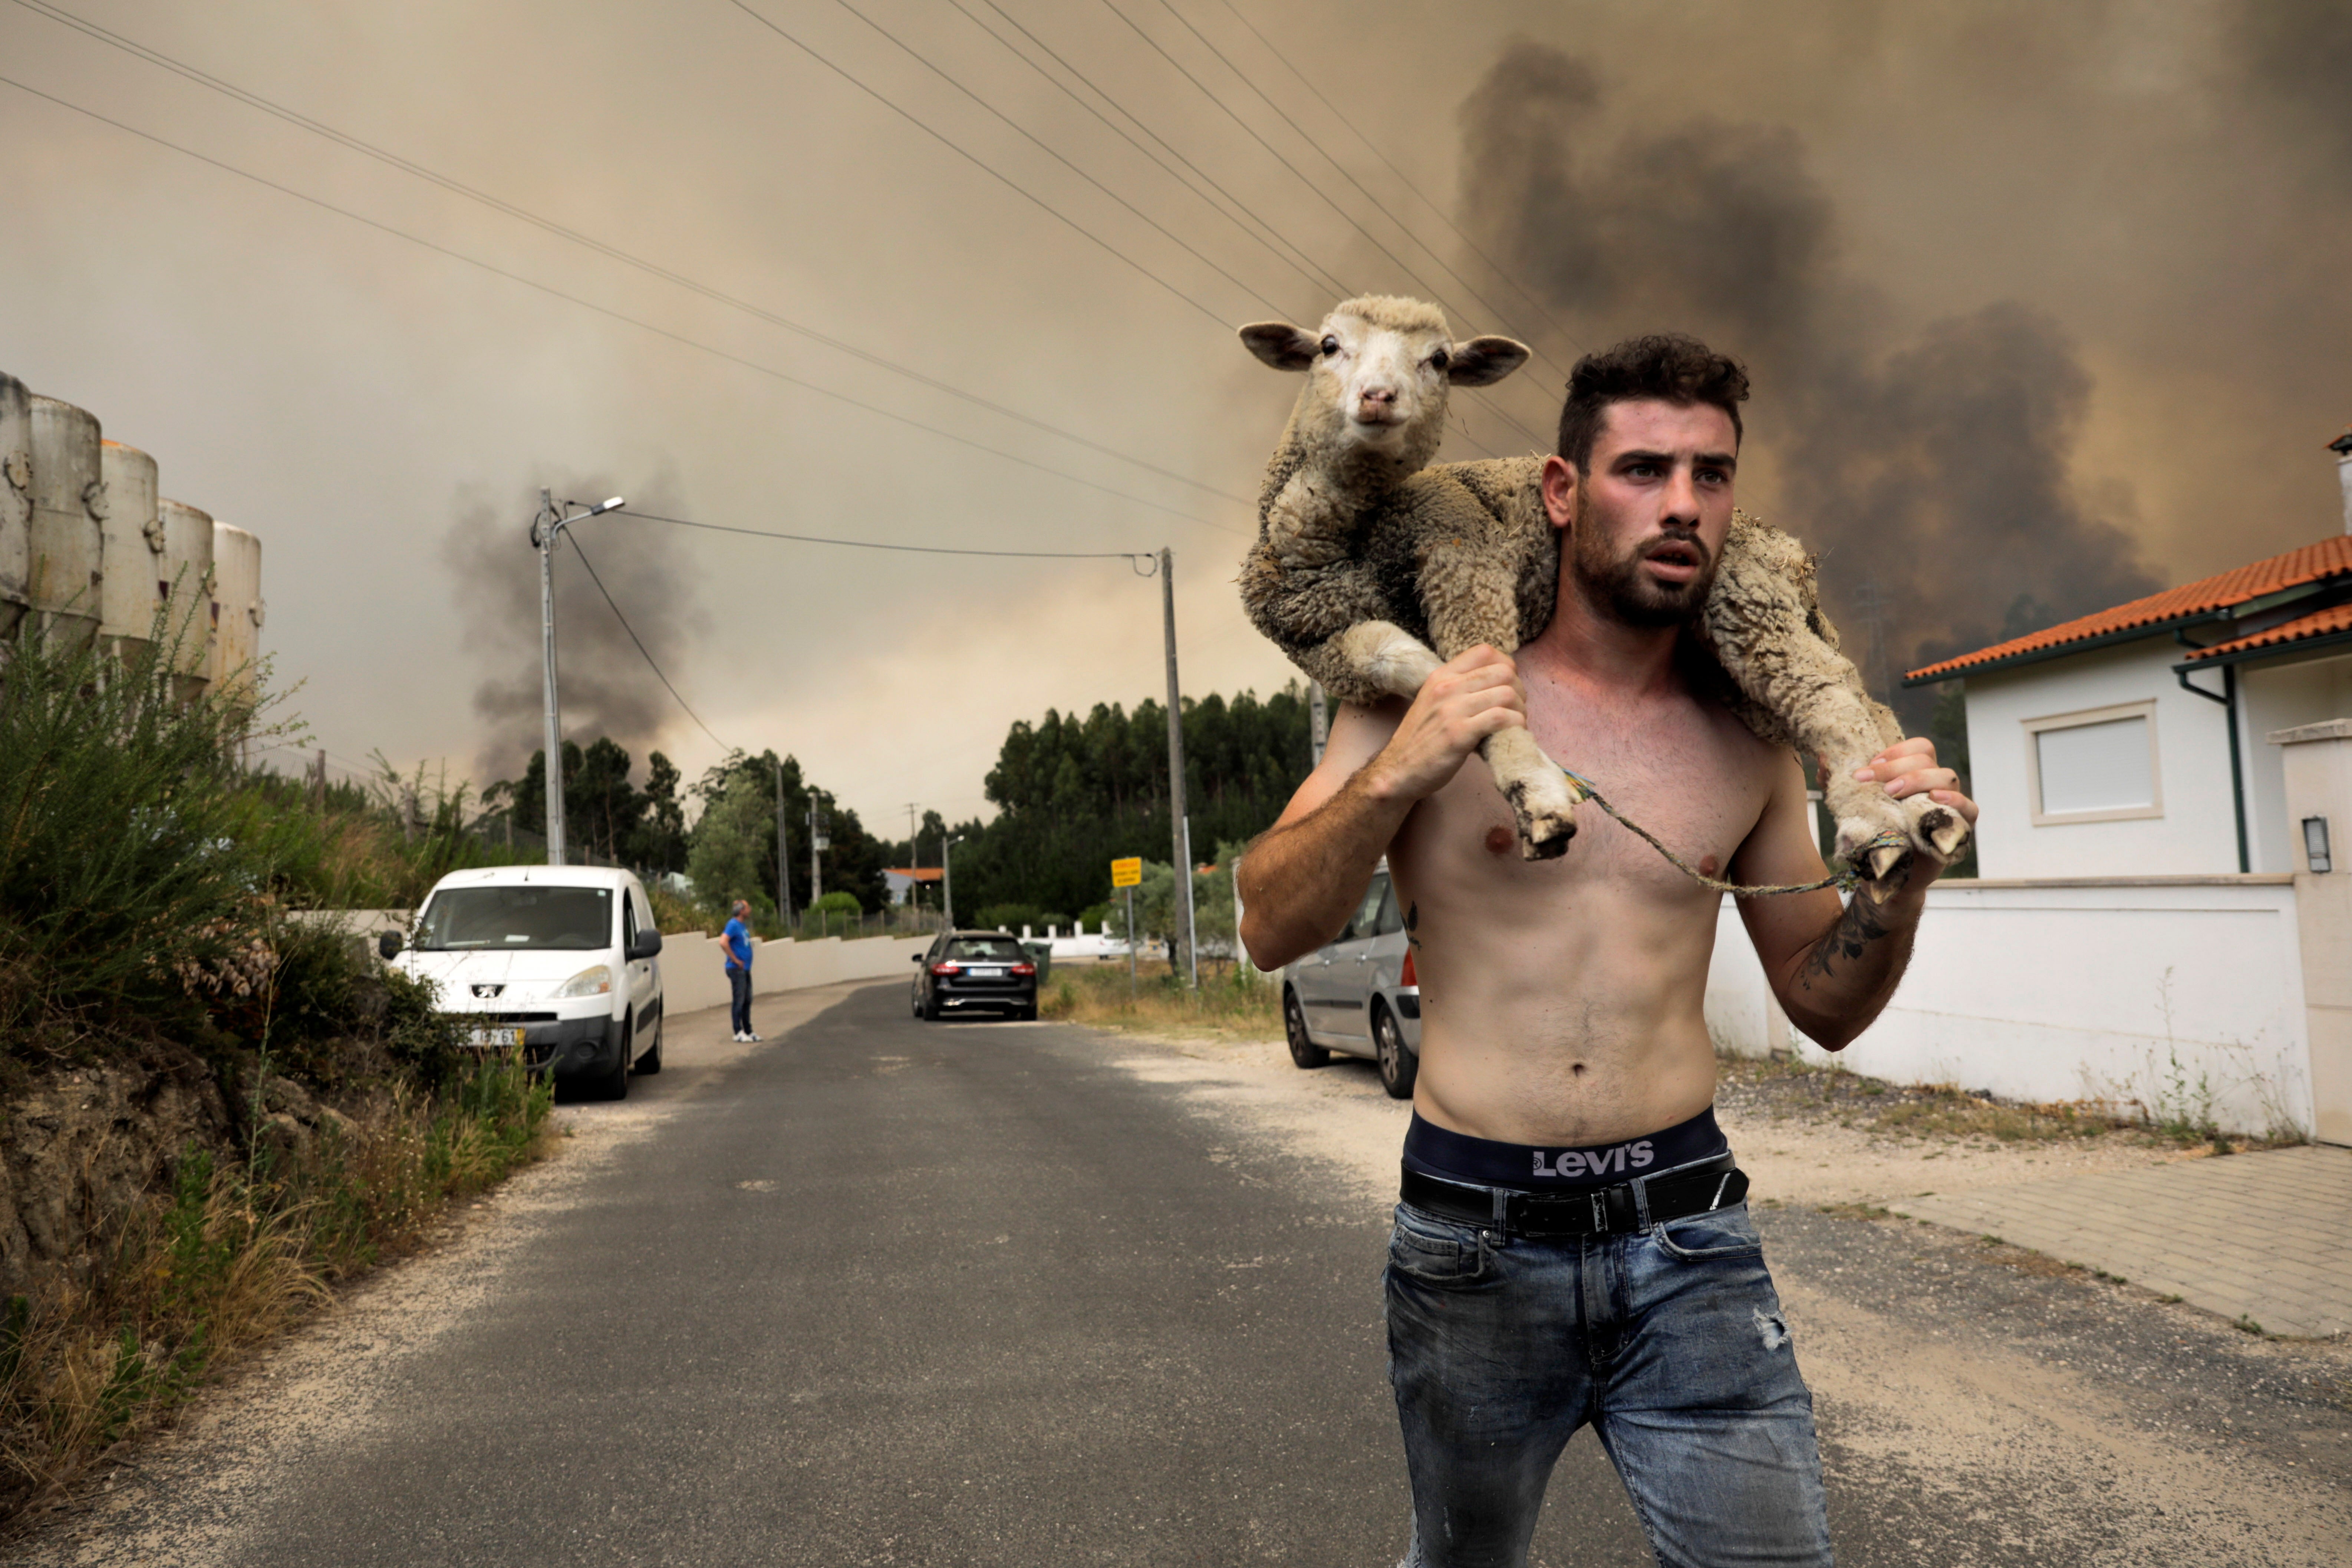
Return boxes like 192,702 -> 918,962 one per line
1853,577 -> 1894,703
534,490 -> 566,866
530,488 -> 623,867
775,759 -> 794,932
1160,547 -> 1196,988
1308,681 -> 1328,768
943,834 -> 961,929
808,800 -> 828,912
903,802 -> 922,910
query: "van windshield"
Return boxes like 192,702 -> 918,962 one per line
417,886 -> 613,951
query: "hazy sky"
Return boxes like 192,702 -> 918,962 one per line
6,0 -> 2347,828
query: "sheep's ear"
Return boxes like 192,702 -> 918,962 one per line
1239,322 -> 1320,372
1446,335 -> 1532,387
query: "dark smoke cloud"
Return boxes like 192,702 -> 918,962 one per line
442,471 -> 704,783
2229,0 -> 2352,181
1457,39 -> 2160,717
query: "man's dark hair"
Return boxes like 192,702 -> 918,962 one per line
1555,334 -> 1750,472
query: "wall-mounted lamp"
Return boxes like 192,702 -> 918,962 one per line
2303,816 -> 2332,873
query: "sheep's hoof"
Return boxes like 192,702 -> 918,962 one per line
1518,806 -> 1578,861
1866,842 -> 1909,883
1915,803 -> 1971,862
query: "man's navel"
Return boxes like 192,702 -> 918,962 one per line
1484,826 -> 1513,856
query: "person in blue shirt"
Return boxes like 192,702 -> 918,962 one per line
723,900 -> 759,1042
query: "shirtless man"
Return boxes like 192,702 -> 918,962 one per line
1237,334 -> 1977,1568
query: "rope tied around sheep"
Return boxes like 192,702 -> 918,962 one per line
1560,768 -> 1909,898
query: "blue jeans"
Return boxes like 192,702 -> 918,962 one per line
1386,1193 -> 1832,1567
728,966 -> 753,1037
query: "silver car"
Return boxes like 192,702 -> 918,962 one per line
1280,863 -> 1422,1098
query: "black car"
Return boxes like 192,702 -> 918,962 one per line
911,930 -> 1039,1021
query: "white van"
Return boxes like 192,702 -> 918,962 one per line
379,865 -> 665,1100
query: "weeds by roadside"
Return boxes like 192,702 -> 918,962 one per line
0,1050 -> 552,1525
1040,959 -> 1280,1042
1715,1050 -> 2302,1152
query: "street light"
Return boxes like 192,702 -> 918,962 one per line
530,490 -> 625,866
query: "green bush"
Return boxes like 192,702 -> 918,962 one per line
0,621 -> 520,1065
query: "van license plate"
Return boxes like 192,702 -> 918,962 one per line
470,1027 -> 526,1050
969,966 -> 1002,978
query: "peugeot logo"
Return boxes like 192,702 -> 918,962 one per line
471,983 -> 504,999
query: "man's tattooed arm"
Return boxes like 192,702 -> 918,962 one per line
1798,887 -> 1893,985
1781,887 -> 1919,1050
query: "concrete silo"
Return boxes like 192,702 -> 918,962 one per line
98,439 -> 162,662
155,497 -> 215,700
208,521 -> 263,707
27,395 -> 105,647
0,373 -> 29,640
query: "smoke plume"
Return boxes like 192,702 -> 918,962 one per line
442,472 -> 704,783
1456,39 -> 2162,714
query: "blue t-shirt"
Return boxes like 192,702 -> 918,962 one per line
722,917 -> 752,969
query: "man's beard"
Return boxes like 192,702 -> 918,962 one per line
1571,499 -> 1718,628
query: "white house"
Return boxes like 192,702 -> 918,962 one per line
1906,530 -> 2352,877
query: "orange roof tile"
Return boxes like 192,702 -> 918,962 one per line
2181,600 -> 2352,662
1903,533 -> 2352,683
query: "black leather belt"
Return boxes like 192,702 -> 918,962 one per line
1401,1153 -> 1748,1238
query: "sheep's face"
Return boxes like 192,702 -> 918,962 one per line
1241,299 -> 1529,461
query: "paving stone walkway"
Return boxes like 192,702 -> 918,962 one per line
1893,1143 -> 2352,1338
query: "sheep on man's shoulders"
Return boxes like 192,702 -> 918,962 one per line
1235,293 -> 1967,886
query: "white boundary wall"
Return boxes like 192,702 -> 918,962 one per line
659,932 -> 931,1015
1705,876 -> 2315,1138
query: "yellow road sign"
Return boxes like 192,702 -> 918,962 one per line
1110,856 -> 1143,888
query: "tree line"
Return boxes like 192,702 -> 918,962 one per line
483,681 -> 1314,926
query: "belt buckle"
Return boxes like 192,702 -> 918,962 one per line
1590,1189 -> 1608,1233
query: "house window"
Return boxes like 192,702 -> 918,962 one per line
2024,701 -> 2162,825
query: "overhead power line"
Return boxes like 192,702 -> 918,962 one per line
0,71 -> 1246,539
1210,0 -> 1590,360
6,0 -> 1251,508
617,508 -> 1163,569
1092,0 -> 1553,452
817,0 -> 1285,318
564,530 -> 733,752
947,0 -> 1348,305
1153,0 -> 1581,382
721,0 -> 1235,329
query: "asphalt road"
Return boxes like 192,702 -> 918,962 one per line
22,983 -> 2348,1566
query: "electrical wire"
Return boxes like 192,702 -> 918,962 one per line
1091,0 -> 1552,452
616,508 -> 1163,569
5,0 -> 1253,508
1209,0 -> 1590,358
563,530 -> 734,752
1154,0 -> 1580,381
721,0 -> 1234,328
946,0 -> 1347,304
0,71 -> 1245,538
818,0 -> 1286,319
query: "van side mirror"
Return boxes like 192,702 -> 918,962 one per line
627,929 -> 664,961
911,953 -> 925,963
377,930 -> 404,960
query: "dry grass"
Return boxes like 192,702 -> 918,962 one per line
0,1054 -> 553,1523
1040,958 -> 1283,1043
1715,1051 -> 2299,1152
